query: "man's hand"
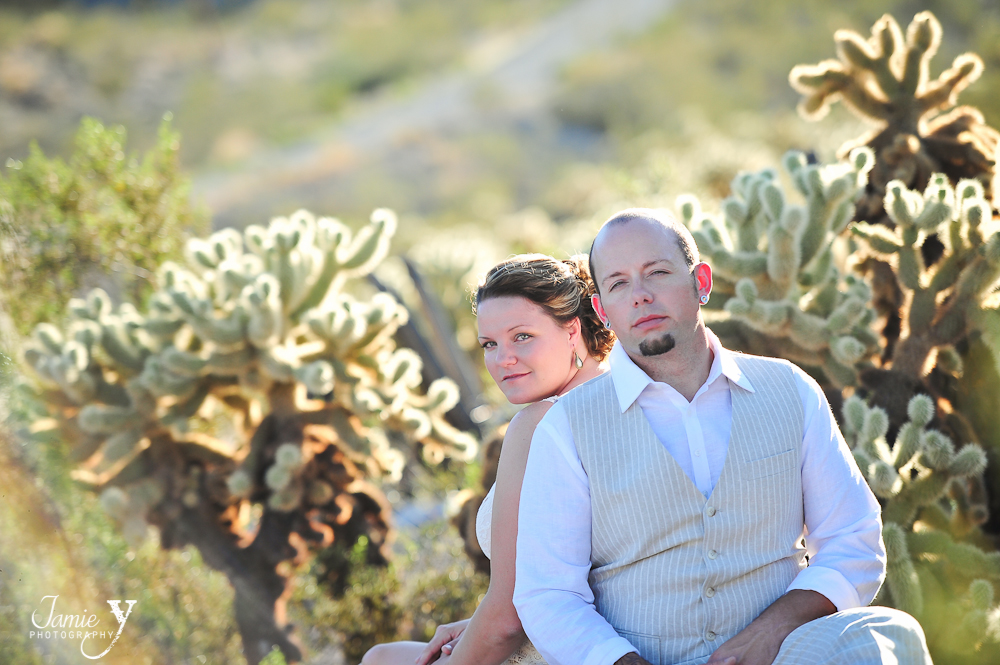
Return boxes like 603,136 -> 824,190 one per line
706,590 -> 835,665
614,653 -> 654,665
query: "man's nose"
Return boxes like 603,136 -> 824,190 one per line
631,280 -> 653,306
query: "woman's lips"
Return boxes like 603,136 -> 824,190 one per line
502,372 -> 529,382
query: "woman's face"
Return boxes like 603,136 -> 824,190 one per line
477,296 -> 579,405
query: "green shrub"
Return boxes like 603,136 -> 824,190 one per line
288,520 -> 488,664
0,115 -> 206,335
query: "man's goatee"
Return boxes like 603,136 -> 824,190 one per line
639,333 -> 675,356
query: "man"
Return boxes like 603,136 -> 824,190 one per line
512,209 -> 931,665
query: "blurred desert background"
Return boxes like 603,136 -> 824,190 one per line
1,1 -> 999,664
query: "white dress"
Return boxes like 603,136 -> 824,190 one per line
474,397 -> 557,665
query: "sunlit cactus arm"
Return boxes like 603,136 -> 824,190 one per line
764,201 -> 803,294
237,275 -> 279,348
849,175 -> 1000,379
791,12 -> 984,132
917,54 -> 984,118
696,245 -> 768,283
102,427 -> 147,464
342,293 -> 410,355
788,61 -> 851,120
338,208 -> 397,274
791,11 -> 999,225
788,148 -> 874,266
169,290 -> 247,348
289,215 -> 350,319
850,222 -> 903,257
424,415 -> 479,463
161,383 -> 213,432
139,356 -> 201,399
186,228 -> 243,273
842,394 -> 988,529
99,314 -> 153,373
883,522 -> 922,615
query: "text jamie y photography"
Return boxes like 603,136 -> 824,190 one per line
30,595 -> 137,660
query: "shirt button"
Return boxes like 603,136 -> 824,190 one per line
705,587 -> 716,598
706,506 -> 717,517
706,631 -> 717,641
708,549 -> 718,560
694,450 -> 701,457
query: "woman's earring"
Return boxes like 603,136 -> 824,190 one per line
604,319 -> 612,329
699,294 -> 710,305
574,351 -> 584,369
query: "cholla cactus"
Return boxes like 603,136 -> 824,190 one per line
842,393 -> 1000,649
850,176 -> 1000,381
843,393 -> 987,533
677,147 -> 880,387
23,208 -> 475,664
788,13 -> 1000,567
790,12 -> 1000,223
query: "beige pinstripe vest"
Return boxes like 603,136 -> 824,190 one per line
562,353 -> 807,665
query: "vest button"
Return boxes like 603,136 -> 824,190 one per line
705,587 -> 716,598
706,506 -> 717,517
708,549 -> 718,559
706,631 -> 717,641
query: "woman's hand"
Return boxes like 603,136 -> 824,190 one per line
414,619 -> 471,665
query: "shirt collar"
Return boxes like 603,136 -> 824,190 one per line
608,329 -> 755,412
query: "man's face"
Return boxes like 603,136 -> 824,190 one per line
590,219 -> 707,359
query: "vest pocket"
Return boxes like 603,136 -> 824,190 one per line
743,448 -> 796,479
617,630 -> 662,664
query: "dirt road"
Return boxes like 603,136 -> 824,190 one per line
194,0 -> 678,227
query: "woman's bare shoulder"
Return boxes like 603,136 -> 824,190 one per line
505,400 -> 556,441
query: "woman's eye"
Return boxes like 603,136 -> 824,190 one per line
514,333 -> 532,341
609,281 -> 623,291
480,341 -> 496,350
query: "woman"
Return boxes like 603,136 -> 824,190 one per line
362,254 -> 614,665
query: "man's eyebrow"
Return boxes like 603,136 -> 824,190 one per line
601,259 -> 672,284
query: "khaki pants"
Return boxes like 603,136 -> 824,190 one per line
772,607 -> 932,665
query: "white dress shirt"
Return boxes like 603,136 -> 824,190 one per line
513,332 -> 886,665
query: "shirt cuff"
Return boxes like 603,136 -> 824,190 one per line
786,565 -> 862,612
582,637 -> 638,665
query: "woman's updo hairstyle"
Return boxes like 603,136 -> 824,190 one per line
474,253 -> 615,361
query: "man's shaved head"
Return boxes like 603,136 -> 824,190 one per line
589,208 -> 699,292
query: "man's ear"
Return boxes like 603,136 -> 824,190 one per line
591,293 -> 609,328
694,262 -> 713,300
